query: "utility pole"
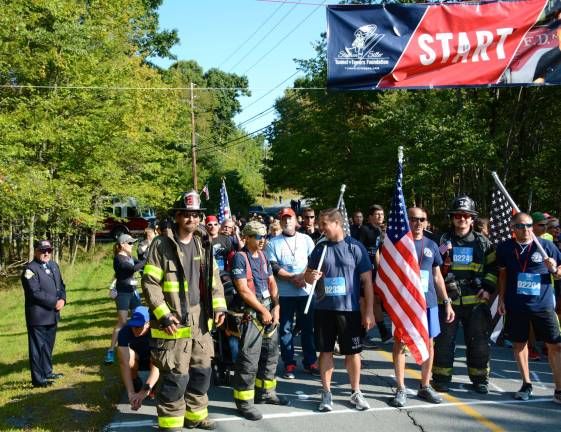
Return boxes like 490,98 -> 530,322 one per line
190,81 -> 198,191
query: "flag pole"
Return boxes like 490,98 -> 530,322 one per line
398,145 -> 404,164
491,171 -> 548,259
304,184 -> 348,315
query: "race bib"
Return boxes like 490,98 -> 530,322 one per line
517,273 -> 541,296
216,257 -> 225,271
324,277 -> 346,296
453,247 -> 473,265
420,270 -> 430,293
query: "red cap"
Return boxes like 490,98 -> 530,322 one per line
278,208 -> 296,219
205,215 -> 218,224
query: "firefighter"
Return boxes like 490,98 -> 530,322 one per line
433,195 -> 497,394
231,221 -> 288,421
141,190 -> 227,431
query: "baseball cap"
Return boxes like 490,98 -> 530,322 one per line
128,306 -> 150,327
242,220 -> 267,237
531,212 -> 547,223
117,233 -> 137,244
278,208 -> 296,219
205,215 -> 218,224
34,239 -> 52,250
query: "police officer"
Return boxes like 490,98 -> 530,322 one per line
231,221 -> 288,421
433,195 -> 497,394
22,240 -> 66,387
142,190 -> 227,431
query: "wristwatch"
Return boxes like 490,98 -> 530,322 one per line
443,299 -> 452,305
142,383 -> 152,392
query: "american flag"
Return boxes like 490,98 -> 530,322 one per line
338,191 -> 351,237
201,183 -> 209,200
218,180 -> 231,224
489,185 -> 514,245
375,159 -> 429,365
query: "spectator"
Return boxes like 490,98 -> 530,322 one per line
299,207 -> 322,243
474,218 -> 490,238
350,211 -> 364,240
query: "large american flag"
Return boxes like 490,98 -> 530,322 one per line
375,159 -> 429,365
338,192 -> 351,237
218,180 -> 231,224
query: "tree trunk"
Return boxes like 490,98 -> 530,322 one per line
28,214 -> 35,262
89,229 -> 96,253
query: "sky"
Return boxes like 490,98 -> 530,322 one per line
155,0 -> 329,134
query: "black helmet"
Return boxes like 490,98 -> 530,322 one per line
448,195 -> 477,216
171,190 -> 206,212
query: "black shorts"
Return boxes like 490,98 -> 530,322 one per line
314,309 -> 363,355
504,309 -> 561,344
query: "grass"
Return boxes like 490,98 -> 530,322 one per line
0,245 -> 123,431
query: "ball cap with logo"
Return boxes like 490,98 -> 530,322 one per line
278,207 -> 296,219
171,190 -> 206,212
34,239 -> 52,251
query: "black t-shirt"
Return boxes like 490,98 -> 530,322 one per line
117,325 -> 151,360
178,240 -> 201,306
350,224 -> 362,240
298,227 -> 321,243
358,223 -> 382,269
212,235 -> 233,271
533,47 -> 561,83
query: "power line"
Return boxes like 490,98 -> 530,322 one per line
220,0 -> 286,69
241,70 -> 301,113
228,2 -> 299,72
0,84 -> 325,91
237,89 -> 300,128
198,124 -> 271,154
242,0 -> 327,75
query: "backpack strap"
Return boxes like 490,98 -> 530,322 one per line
239,251 -> 256,293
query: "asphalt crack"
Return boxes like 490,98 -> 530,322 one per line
404,409 -> 426,432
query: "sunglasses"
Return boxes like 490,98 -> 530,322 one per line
179,211 -> 200,219
453,213 -> 472,220
304,215 -> 315,219
39,248 -> 53,254
536,223 -> 547,227
514,223 -> 533,229
206,223 -> 218,227
250,234 -> 265,240
410,217 -> 426,223
126,242 -> 135,246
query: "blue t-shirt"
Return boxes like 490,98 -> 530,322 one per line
117,325 -> 151,360
496,238 -> 561,313
414,237 -> 442,308
308,237 -> 371,312
265,232 -> 315,297
232,249 -> 273,299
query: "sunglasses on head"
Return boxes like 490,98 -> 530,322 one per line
410,217 -> 426,223
514,223 -> 533,229
39,248 -> 53,254
453,213 -> 472,220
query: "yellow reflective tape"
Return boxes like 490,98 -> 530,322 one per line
484,274 -> 498,284
151,327 -> 191,339
486,251 -> 496,263
158,416 -> 184,428
234,388 -> 255,401
255,378 -> 276,389
194,255 -> 201,261
212,297 -> 227,310
432,366 -> 453,376
163,280 -> 180,292
451,263 -> 483,272
144,264 -> 164,281
207,318 -> 214,331
468,366 -> 490,376
185,408 -> 208,421
153,303 -> 171,320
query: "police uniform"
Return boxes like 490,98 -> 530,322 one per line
433,196 -> 497,392
141,191 -> 227,431
21,242 -> 66,386
231,221 -> 287,420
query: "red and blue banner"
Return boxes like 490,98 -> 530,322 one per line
327,0 -> 561,90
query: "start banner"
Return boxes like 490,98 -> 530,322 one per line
326,0 -> 561,90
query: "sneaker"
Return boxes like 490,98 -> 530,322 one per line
431,381 -> 449,393
390,388 -> 407,407
381,334 -> 394,344
104,349 -> 115,364
472,383 -> 488,394
318,389 -> 333,412
363,337 -> 379,349
529,347 -> 541,361
238,406 -> 263,421
418,386 -> 443,404
554,390 -> 561,405
185,418 -> 217,430
350,390 -> 370,410
514,383 -> 533,401
283,364 -> 296,379
304,363 -> 321,376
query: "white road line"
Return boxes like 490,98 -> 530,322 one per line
105,398 -> 555,429
530,371 -> 547,389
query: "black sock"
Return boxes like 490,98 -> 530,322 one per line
377,321 -> 389,338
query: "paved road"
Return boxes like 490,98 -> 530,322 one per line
104,337 -> 560,432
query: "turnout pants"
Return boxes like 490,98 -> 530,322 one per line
233,304 -> 280,410
150,304 -> 214,431
433,302 -> 492,385
27,323 -> 57,385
